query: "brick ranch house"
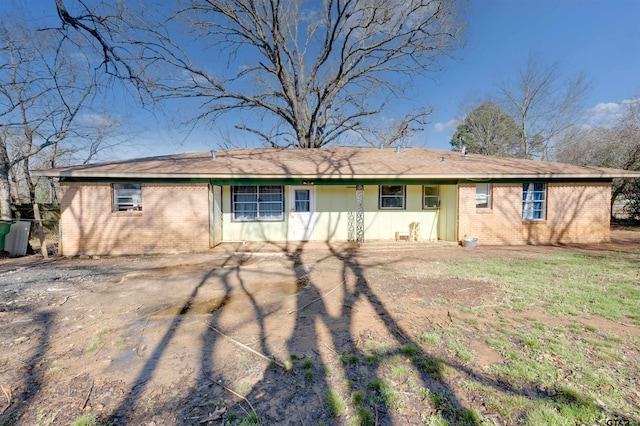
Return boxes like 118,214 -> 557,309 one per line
34,147 -> 640,256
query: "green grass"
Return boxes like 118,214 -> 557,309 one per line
238,412 -> 260,426
45,366 -> 62,377
494,358 -> 556,384
430,390 -> 454,413
364,354 -> 377,365
399,343 -> 421,356
366,378 -> 398,408
85,328 -> 109,353
418,331 -> 443,346
70,414 -> 97,426
304,370 -> 314,381
421,412 -> 448,426
363,340 -> 393,354
340,354 -> 360,365
36,411 -> 56,426
324,389 -> 346,417
235,382 -> 250,395
355,406 -> 375,426
390,364 -> 410,381
520,387 -> 602,426
483,390 -> 533,421
416,356 -> 444,379
446,340 -> 475,363
403,247 -> 640,423
418,388 -> 431,401
351,390 -> 366,406
444,251 -> 640,324
380,354 -> 402,366
85,244 -> 636,425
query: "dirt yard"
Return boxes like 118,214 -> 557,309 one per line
1,230 -> 639,425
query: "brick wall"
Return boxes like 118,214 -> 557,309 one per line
59,182 -> 210,255
458,182 -> 611,245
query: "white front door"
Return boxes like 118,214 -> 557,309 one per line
288,186 -> 316,241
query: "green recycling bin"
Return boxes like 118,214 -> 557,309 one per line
0,221 -> 14,251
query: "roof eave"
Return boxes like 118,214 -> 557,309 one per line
32,171 -> 638,180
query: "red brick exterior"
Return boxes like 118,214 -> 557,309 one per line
58,180 -> 612,254
59,182 -> 210,255
458,182 -> 612,245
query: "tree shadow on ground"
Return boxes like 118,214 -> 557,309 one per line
175,241 -> 636,425
176,241 -> 474,425
2,242 -> 636,425
102,253 -> 253,424
0,311 -> 54,423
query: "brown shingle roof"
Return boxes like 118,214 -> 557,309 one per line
33,147 -> 640,180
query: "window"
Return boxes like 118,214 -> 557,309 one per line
294,189 -> 310,212
232,185 -> 284,221
522,183 -> 546,220
476,183 -> 492,209
113,184 -> 142,212
379,185 -> 405,209
423,185 -> 440,209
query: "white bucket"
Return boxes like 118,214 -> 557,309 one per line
462,238 -> 478,248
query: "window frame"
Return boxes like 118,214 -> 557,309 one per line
423,185 -> 440,210
231,185 -> 285,222
522,182 -> 547,221
112,183 -> 142,212
475,183 -> 492,210
378,185 -> 406,210
293,188 -> 311,212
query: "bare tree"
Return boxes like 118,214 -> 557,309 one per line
499,56 -> 590,160
0,20 -> 105,219
54,0 -> 464,148
556,97 -> 640,218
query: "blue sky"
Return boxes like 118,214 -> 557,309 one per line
3,0 -> 640,158
420,0 -> 640,150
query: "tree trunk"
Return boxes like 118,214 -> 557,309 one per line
0,168 -> 13,220
0,145 -> 14,220
33,202 -> 48,259
9,166 -> 22,205
23,156 -> 36,205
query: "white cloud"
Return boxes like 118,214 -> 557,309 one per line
299,8 -> 319,23
586,97 -> 640,128
81,113 -> 117,127
587,102 -> 622,127
433,119 -> 460,133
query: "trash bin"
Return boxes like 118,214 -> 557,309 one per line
5,221 -> 31,257
0,221 -> 14,251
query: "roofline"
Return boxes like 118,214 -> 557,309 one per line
32,171 -> 640,180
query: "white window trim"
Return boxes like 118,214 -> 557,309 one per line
522,182 -> 547,221
379,185 -> 406,210
232,185 -> 285,222
113,183 -> 142,212
423,185 -> 440,209
476,183 -> 492,210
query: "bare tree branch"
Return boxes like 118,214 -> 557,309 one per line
498,55 -> 590,160
53,0 -> 464,148
555,96 -> 640,218
0,17 -> 119,217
